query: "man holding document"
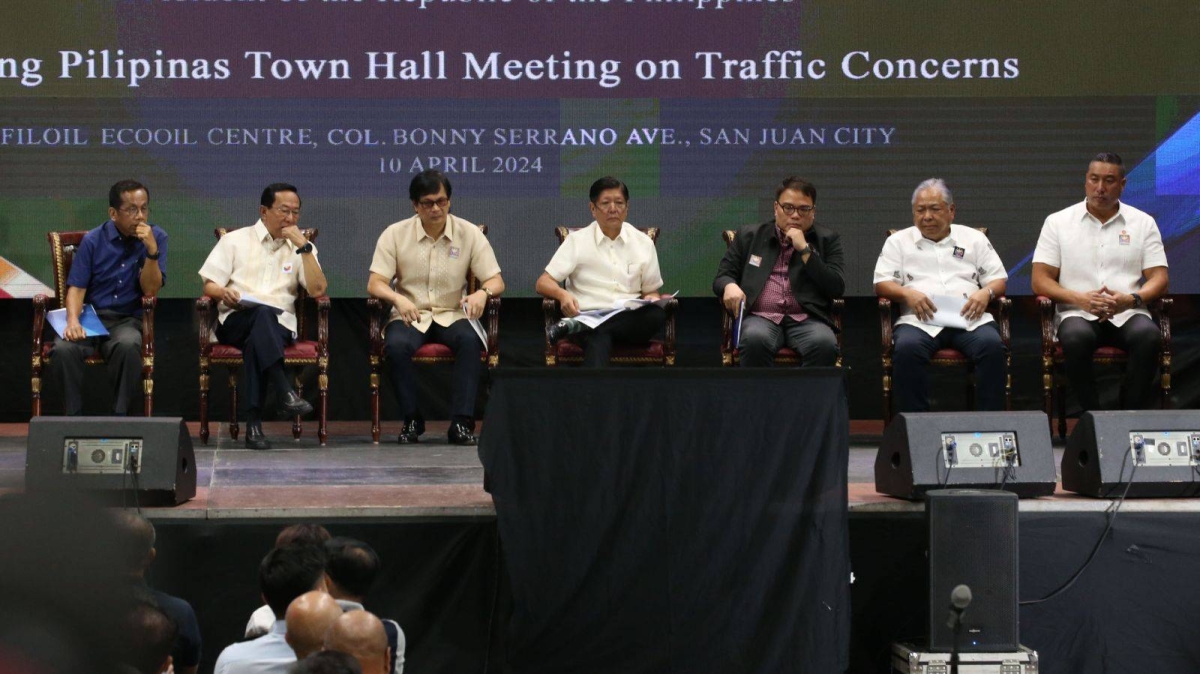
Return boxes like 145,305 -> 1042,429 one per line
199,183 -> 327,449
367,170 -> 503,446
51,179 -> 166,415
537,177 -> 666,367
874,178 -> 1008,413
713,176 -> 843,367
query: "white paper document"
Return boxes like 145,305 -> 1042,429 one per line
574,291 -> 678,329
461,299 -> 489,348
924,294 -> 971,329
238,294 -> 286,314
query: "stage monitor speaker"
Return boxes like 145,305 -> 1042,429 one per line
875,412 -> 1056,499
26,417 -> 196,506
1061,411 -> 1200,498
926,489 -> 1019,653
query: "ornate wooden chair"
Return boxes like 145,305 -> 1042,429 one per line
31,231 -> 157,417
366,223 -> 500,444
878,227 -> 1012,424
542,226 -> 677,366
196,228 -> 329,445
1038,295 -> 1172,439
717,229 -> 844,366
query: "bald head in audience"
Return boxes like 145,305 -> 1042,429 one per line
284,591 -> 344,660
323,611 -> 390,674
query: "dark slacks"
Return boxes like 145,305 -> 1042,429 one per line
893,322 -> 1006,413
216,306 -> 294,414
385,318 -> 484,420
579,304 -> 667,367
738,315 -> 838,367
51,312 -> 143,416
1058,314 -> 1161,410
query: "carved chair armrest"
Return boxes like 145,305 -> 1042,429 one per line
662,296 -> 679,362
141,296 -> 157,358
32,294 -> 49,358
1037,295 -> 1055,355
877,298 -> 894,357
485,296 -> 501,359
196,296 -> 215,356
1154,296 -> 1172,355
314,296 -> 331,357
990,296 -> 1012,348
831,298 -> 845,355
719,299 -> 734,356
367,297 -> 386,357
542,297 -> 561,328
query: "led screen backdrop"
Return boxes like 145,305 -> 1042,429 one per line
1,1 -> 1197,297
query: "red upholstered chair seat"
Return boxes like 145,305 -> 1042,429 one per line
411,343 -> 488,361
209,340 -> 321,361
553,339 -> 666,361
930,348 -> 970,363
1052,345 -> 1128,362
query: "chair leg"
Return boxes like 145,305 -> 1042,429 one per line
292,373 -> 303,441
31,357 -> 43,418
1056,382 -> 1067,441
881,355 -> 893,426
317,359 -> 329,447
370,358 -> 382,444
1042,359 -> 1053,439
228,372 -> 240,441
143,356 -> 154,417
199,358 -> 210,445
1161,353 -> 1172,410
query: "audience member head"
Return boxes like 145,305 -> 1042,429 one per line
284,591 -> 344,660
111,510 -> 156,577
323,537 -> 381,602
260,545 -> 328,617
323,611 -> 390,674
275,523 -> 332,550
408,169 -> 452,203
122,602 -> 177,674
289,651 -> 363,674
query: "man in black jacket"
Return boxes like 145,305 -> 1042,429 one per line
713,177 -> 844,366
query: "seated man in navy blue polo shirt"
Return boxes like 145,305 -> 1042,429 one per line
51,179 -> 167,415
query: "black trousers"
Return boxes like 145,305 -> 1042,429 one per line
385,318 -> 484,420
216,305 -> 294,414
51,312 -> 142,416
578,304 -> 667,367
893,322 -> 1006,413
1058,314 -> 1161,410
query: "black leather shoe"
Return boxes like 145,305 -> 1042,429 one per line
547,320 -> 572,343
245,423 -> 272,450
279,390 -> 313,418
448,420 -> 477,446
398,417 -> 424,444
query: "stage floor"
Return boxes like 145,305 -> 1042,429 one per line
4,420 -> 1198,519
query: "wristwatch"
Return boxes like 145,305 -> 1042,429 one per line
296,242 -> 314,255
482,286 -> 494,299
1131,292 -> 1143,309
144,251 -> 160,261
796,245 -> 811,255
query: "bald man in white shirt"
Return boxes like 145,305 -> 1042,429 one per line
1031,152 -> 1169,411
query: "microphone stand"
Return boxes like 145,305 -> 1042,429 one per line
948,606 -> 964,674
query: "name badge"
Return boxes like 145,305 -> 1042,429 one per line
282,262 -> 294,274
1118,231 -> 1130,245
953,246 -> 966,259
749,255 -> 762,267
449,246 -> 461,259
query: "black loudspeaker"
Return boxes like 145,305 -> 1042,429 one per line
875,412 -> 1057,499
926,489 -> 1019,653
26,417 -> 196,506
1062,411 -> 1200,498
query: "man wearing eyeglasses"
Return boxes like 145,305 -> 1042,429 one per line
713,176 -> 844,367
51,179 -> 167,415
199,183 -> 328,450
537,176 -> 666,367
874,178 -> 1008,413
367,170 -> 503,446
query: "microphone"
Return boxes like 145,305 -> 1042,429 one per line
946,584 -> 972,630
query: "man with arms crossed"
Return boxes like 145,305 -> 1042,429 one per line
874,178 -> 1008,413
199,183 -> 328,450
1031,152 -> 1168,411
367,170 -> 503,446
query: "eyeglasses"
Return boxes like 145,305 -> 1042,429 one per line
594,200 -> 627,211
272,207 -> 301,219
119,205 -> 150,216
776,202 -> 814,216
418,197 -> 449,210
